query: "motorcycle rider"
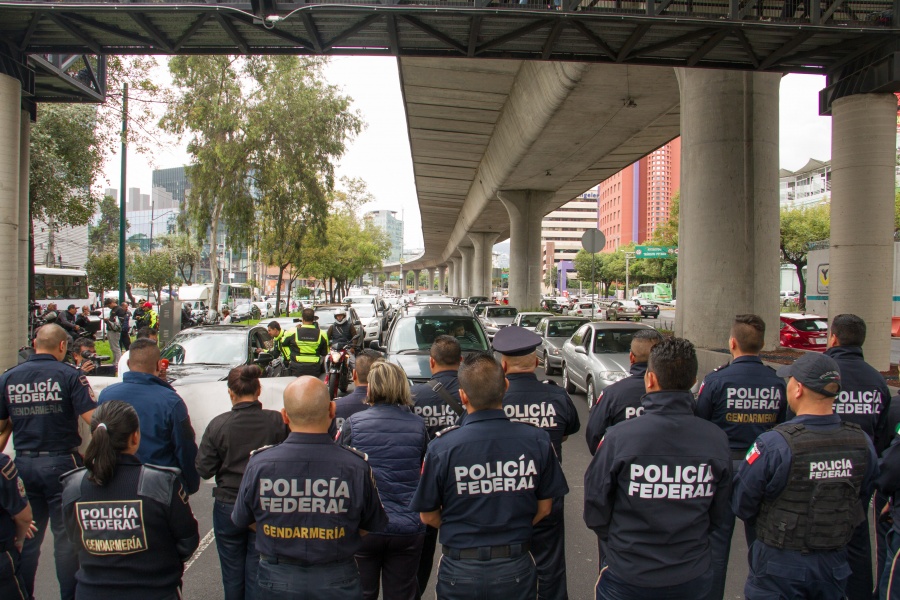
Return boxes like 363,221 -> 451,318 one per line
327,308 -> 360,352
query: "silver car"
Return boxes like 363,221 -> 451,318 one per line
561,321 -> 656,408
479,305 -> 518,338
535,317 -> 590,376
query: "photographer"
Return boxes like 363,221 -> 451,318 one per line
68,338 -> 100,375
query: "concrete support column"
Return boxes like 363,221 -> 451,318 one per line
458,247 -> 474,299
829,94 -> 898,370
426,268 -> 435,291
412,269 -> 421,291
0,74 -> 21,371
675,69 -> 781,350
18,109 -> 29,349
499,191 -> 553,309
449,258 -> 461,297
469,232 -> 500,298
438,266 -> 447,294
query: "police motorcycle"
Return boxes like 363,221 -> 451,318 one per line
325,342 -> 353,400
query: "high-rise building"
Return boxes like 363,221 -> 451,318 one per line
152,166 -> 191,205
365,210 -> 403,263
541,188 -> 599,290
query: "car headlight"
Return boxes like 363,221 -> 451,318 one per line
550,347 -> 561,355
598,371 -> 628,382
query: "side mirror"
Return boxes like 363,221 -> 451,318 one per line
574,346 -> 587,355
369,340 -> 383,351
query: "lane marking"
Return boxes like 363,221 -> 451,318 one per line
184,528 -> 216,573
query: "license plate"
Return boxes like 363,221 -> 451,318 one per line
815,337 -> 826,344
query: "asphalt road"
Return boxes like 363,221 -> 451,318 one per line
33,364 -> 762,600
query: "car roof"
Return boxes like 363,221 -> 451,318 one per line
587,322 -> 655,330
400,307 -> 477,317
780,313 -> 824,320
543,316 -> 590,321
177,324 -> 262,333
519,311 -> 552,316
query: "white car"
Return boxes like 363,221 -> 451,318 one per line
512,312 -> 553,331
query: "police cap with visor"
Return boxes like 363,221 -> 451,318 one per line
492,326 -> 542,357
776,353 -> 841,397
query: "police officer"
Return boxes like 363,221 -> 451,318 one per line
875,395 -> 900,596
493,326 -> 579,600
0,323 -> 96,600
585,329 -> 663,454
825,313 -> 891,599
409,335 -> 463,597
694,314 -> 787,600
409,352 -> 569,600
584,338 -> 732,600
875,407 -> 900,598
232,376 -> 389,600
733,352 -> 878,599
260,321 -> 290,362
0,452 -> 34,599
283,308 -> 329,377
61,400 -> 200,599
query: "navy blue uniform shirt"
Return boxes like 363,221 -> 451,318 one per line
826,346 -> 892,452
584,390 -> 733,587
411,370 -> 460,440
333,385 -> 369,432
0,353 -> 96,452
503,372 -> 579,460
585,363 -> 648,455
232,432 -> 388,565
733,414 -> 879,523
695,356 -> 787,454
877,429 -> 900,534
409,409 -> 569,549
0,454 -> 27,547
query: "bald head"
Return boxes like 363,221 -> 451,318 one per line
283,376 -> 333,431
34,324 -> 69,360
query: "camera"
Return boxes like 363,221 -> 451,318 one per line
81,350 -> 111,368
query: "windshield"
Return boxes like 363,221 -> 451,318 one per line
161,330 -> 248,365
593,329 -> 643,354
520,314 -> 549,327
791,318 -> 828,332
486,307 -> 518,318
345,296 -> 373,305
315,309 -> 343,327
354,305 -> 376,318
389,317 -> 488,353
546,320 -> 586,338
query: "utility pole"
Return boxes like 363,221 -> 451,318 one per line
624,251 -> 635,301
118,83 -> 127,303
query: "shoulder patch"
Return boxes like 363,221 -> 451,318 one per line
435,424 -> 460,437
0,456 -> 16,481
542,379 -> 558,387
712,362 -> 731,373
137,464 -> 178,507
343,445 -> 369,461
250,444 -> 276,457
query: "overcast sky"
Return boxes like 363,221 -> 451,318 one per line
100,59 -> 833,249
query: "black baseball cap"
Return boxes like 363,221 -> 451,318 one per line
776,353 -> 841,397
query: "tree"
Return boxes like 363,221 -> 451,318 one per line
543,265 -> 558,291
129,251 -> 179,304
89,195 -> 127,255
644,191 -> 680,285
158,233 -> 201,286
574,251 -> 605,295
894,190 -> 900,233
85,252 -> 120,303
780,203 -> 830,309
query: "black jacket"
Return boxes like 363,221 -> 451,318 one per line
826,345 -> 892,453
585,363 -> 648,455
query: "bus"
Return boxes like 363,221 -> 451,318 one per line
634,282 -> 673,304
219,283 -> 253,309
33,266 -> 96,311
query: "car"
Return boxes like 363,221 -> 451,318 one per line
539,298 -> 565,314
479,305 -> 519,338
780,290 -> 800,306
560,321 -> 657,408
352,302 -> 384,345
374,307 -> 490,384
313,304 -> 363,342
512,312 -> 553,331
535,316 -> 591,376
159,325 -> 273,385
570,302 -> 604,318
266,317 -> 301,331
466,296 -> 490,307
470,302 -> 496,319
605,300 -> 642,321
631,298 -> 660,318
780,313 -> 829,352
231,302 -> 261,322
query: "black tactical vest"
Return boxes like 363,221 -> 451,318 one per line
755,422 -> 869,552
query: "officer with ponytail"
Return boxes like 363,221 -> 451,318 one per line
61,400 -> 200,600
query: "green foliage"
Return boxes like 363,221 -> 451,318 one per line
157,233 -> 202,286
780,203 -> 830,309
85,252 -> 120,299
129,251 -> 179,302
543,265 -> 558,290
89,195 -> 127,255
643,191 -> 679,284
895,190 -> 900,233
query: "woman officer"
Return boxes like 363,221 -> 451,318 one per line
61,400 -> 200,600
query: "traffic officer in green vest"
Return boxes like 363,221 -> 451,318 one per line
283,308 -> 329,377
263,321 -> 291,362
732,352 -> 879,599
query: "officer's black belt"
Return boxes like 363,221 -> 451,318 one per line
260,554 -> 352,568
16,449 -> 79,458
441,542 -> 530,561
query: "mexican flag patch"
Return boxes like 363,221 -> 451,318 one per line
745,443 -> 761,465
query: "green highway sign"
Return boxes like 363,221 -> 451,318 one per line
634,245 -> 677,259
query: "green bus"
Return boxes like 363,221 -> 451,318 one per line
635,283 -> 673,303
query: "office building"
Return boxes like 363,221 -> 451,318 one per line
541,188 -> 599,290
365,210 -> 403,263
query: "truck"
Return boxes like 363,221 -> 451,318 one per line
177,284 -> 213,313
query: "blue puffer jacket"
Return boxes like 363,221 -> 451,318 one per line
338,404 -> 428,536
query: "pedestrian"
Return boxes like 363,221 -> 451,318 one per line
409,352 -> 569,600
0,451 -> 35,599
282,308 -> 329,377
583,337 -> 732,600
58,305 -> 82,338
694,314 -> 787,600
98,339 -> 200,495
826,313 -> 892,599
584,328 -> 664,454
409,335 -> 463,597
733,352 -> 878,600
221,307 -> 232,324
195,365 -> 289,600
0,323 -> 97,600
61,400 -> 200,599
333,349 -> 381,432
493,325 -> 580,600
103,298 -> 126,365
119,302 -> 132,351
232,377 -> 389,600
117,327 -> 158,377
74,306 -> 93,337
337,361 -> 429,600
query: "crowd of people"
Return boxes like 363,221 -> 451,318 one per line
1,310 -> 899,600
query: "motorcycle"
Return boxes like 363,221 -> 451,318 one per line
324,342 -> 352,400
256,351 -> 287,378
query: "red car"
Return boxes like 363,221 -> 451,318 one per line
779,313 -> 829,352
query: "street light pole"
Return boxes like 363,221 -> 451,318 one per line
624,252 -> 635,300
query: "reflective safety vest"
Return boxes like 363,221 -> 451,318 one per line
147,309 -> 158,330
756,422 -> 869,552
272,330 -> 290,361
286,324 -> 328,363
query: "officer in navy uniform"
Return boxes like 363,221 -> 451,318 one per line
0,453 -> 33,599
876,420 -> 900,598
694,314 -> 787,600
409,352 -> 569,600
584,329 -> 663,455
409,335 -> 462,598
232,376 -> 388,600
493,326 -> 579,600
875,395 -> 900,596
825,313 -> 891,600
733,352 -> 878,600
0,323 -> 96,600
584,338 -> 732,600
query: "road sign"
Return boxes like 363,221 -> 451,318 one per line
634,245 -> 677,259
581,229 -> 606,253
